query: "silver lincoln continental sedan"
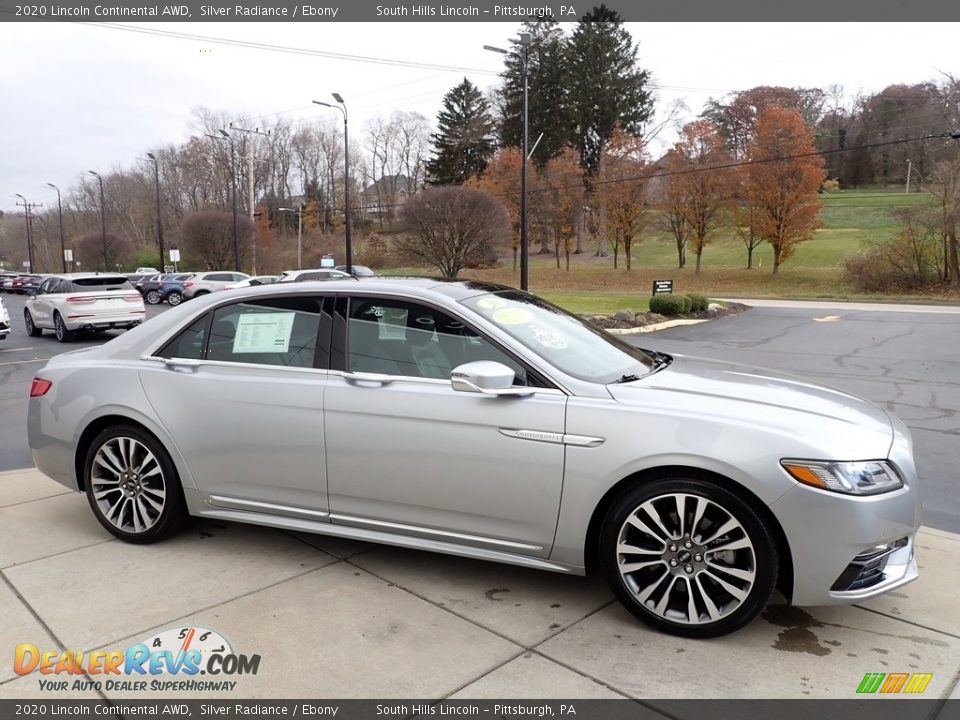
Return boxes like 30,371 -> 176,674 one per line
28,278 -> 920,637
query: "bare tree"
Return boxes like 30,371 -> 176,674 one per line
181,210 -> 255,270
398,186 -> 508,277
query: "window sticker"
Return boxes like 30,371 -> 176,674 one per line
232,312 -> 295,353
476,297 -> 507,311
530,324 -> 569,350
491,307 -> 533,325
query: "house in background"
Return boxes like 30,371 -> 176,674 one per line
361,174 -> 419,224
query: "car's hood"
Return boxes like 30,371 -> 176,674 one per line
609,354 -> 892,442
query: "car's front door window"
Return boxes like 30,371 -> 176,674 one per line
346,297 -> 530,384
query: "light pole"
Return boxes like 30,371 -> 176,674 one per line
87,171 -> 108,271
313,95 -> 352,273
14,194 -> 36,271
44,184 -> 67,273
206,131 -> 240,271
278,206 -> 304,269
145,153 -> 166,271
485,34 -> 531,291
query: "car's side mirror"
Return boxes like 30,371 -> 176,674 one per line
450,361 -> 534,397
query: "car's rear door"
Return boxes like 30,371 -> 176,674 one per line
139,294 -> 334,519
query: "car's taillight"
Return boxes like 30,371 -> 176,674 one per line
30,378 -> 52,397
184,282 -> 194,288
65,296 -> 95,303
123,294 -> 142,302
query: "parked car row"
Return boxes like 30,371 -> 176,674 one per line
1,272 -> 45,294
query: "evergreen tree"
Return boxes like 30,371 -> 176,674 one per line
496,19 -> 571,168
567,6 -> 654,176
427,78 -> 496,185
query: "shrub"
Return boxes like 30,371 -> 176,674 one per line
687,293 -> 709,312
649,294 -> 689,316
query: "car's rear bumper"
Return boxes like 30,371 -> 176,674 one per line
64,315 -> 145,331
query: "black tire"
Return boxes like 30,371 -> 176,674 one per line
24,310 -> 42,337
166,291 -> 183,306
83,424 -> 187,544
53,313 -> 74,343
193,290 -> 209,297
600,475 -> 778,638
145,290 -> 162,305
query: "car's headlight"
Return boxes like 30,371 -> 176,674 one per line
781,460 -> 904,496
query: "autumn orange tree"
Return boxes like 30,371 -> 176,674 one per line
538,148 -> 584,270
740,107 -> 827,274
660,120 -> 731,274
470,148 -> 522,269
595,129 -> 650,270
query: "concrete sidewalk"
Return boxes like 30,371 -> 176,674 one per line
1,468 -> 958,703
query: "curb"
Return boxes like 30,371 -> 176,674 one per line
607,319 -> 709,335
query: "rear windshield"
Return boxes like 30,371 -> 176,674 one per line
70,277 -> 132,289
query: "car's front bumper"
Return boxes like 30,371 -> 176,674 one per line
771,478 -> 921,606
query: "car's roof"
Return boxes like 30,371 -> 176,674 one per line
233,276 -> 516,301
42,272 -> 130,280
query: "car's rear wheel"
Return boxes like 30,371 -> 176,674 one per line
144,290 -> 161,305
601,476 -> 778,638
53,313 -> 74,343
24,310 -> 42,337
83,425 -> 186,544
166,291 -> 183,306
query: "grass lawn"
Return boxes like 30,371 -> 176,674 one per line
378,189 -> 956,315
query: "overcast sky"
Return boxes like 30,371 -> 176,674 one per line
1,21 -> 957,213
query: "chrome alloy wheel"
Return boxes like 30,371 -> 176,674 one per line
616,493 -> 757,625
90,436 -> 166,533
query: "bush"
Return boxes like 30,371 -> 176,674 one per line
649,294 -> 689,316
687,293 -> 709,312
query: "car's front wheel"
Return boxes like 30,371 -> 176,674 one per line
166,291 -> 183,306
53,313 -> 74,343
83,425 -> 186,544
601,476 -> 778,638
24,310 -> 42,337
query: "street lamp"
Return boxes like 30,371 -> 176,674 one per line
206,131 -> 240,271
313,94 -> 352,273
87,171 -> 108,271
145,153 -> 166,271
13,193 -> 35,271
278,206 -> 304,269
485,34 -> 532,291
45,184 -> 67,273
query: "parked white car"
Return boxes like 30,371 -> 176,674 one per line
0,296 -> 10,340
24,273 -> 146,342
181,271 -> 250,300
277,268 -> 352,283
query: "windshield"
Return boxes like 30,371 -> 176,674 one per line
461,291 -> 655,383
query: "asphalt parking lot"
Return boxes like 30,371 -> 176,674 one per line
1,295 -> 959,704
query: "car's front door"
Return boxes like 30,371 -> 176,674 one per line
139,295 -> 334,519
323,295 -> 567,558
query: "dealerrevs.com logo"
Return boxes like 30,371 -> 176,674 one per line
856,672 -> 933,694
14,626 -> 260,692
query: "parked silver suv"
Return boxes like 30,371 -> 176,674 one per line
181,271 -> 249,300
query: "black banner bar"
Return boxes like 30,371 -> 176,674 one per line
2,0 -> 960,22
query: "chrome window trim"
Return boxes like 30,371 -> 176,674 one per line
141,355 -> 332,377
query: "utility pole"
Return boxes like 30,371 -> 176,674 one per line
230,123 -> 271,274
14,195 -> 41,271
905,159 -> 913,194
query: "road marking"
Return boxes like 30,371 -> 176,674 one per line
813,315 -> 841,322
0,347 -> 33,353
0,358 -> 47,367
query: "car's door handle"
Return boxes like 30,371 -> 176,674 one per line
157,357 -> 202,373
344,373 -> 395,387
